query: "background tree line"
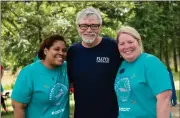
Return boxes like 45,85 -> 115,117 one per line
1,1 -> 180,73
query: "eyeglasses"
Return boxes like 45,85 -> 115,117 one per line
78,24 -> 100,30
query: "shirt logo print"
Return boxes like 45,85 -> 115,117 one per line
96,57 -> 110,63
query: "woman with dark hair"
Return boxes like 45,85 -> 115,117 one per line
11,34 -> 69,118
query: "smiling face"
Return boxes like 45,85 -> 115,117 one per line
44,40 -> 67,68
78,15 -> 102,46
118,33 -> 141,62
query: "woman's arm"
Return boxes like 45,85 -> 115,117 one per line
12,99 -> 27,118
156,90 -> 172,118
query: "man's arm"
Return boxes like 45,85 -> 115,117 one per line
66,46 -> 74,84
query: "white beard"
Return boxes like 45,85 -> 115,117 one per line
82,34 -> 96,44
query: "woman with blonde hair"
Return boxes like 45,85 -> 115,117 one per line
114,26 -> 172,118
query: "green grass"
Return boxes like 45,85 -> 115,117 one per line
172,71 -> 180,102
3,83 -> 14,90
1,99 -> 13,118
176,90 -> 180,102
1,111 -> 13,118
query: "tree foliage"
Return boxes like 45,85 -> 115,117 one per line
1,1 -> 180,73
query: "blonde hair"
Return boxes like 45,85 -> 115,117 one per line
117,26 -> 143,52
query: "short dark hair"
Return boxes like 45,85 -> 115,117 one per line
38,34 -> 66,60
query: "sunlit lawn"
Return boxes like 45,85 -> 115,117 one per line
173,71 -> 180,102
173,71 -> 180,81
1,111 -> 13,118
176,90 -> 180,103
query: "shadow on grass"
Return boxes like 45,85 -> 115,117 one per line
1,111 -> 13,118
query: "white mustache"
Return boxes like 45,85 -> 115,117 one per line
82,33 -> 96,44
83,33 -> 96,36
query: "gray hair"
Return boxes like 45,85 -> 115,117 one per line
76,7 -> 102,25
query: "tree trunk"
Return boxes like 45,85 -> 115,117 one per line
163,2 -> 171,71
159,41 -> 162,60
178,38 -> 180,71
172,34 -> 178,72
36,2 -> 42,43
164,39 -> 171,70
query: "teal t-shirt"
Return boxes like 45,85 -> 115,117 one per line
114,53 -> 172,118
11,60 -> 69,118
1,84 -> 4,92
33,55 -> 39,62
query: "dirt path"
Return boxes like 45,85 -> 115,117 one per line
1,71 -> 17,85
171,103 -> 180,118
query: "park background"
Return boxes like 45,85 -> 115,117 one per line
1,1 -> 180,118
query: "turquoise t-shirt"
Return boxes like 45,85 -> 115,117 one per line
114,53 -> 172,118
11,60 -> 69,118
33,55 -> 39,62
1,84 -> 4,92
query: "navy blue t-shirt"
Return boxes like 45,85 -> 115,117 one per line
67,37 -> 122,118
